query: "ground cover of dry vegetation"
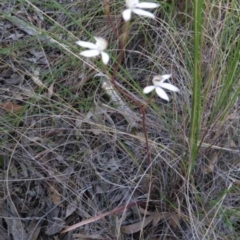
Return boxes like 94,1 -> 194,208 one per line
0,0 -> 239,239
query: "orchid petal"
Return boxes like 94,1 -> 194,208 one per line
160,74 -> 172,82
101,52 -> 110,65
122,9 -> 132,21
153,74 -> 172,83
160,83 -> 180,92
155,87 -> 169,101
143,85 -> 155,94
94,37 -> 108,51
76,40 -> 97,49
132,8 -> 155,18
136,2 -> 160,9
126,0 -> 139,8
80,50 -> 100,57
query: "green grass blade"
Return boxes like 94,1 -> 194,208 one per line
189,0 -> 203,173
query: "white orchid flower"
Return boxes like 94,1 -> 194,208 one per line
122,0 -> 160,22
76,37 -> 110,65
143,74 -> 179,101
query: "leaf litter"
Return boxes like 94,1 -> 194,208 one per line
0,0 -> 239,239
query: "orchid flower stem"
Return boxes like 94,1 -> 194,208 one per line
102,14 -> 151,182
113,21 -> 130,74
103,0 -> 119,38
102,4 -> 152,227
143,92 -> 155,110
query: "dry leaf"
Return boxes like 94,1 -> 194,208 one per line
228,112 -> 238,121
65,202 -> 77,218
138,206 -> 151,215
73,233 -> 105,239
203,152 -> 218,174
150,211 -> 168,227
49,183 -> 62,206
121,216 -> 153,234
2,202 -> 28,240
47,83 -> 54,98
229,177 -> 240,186
62,201 -> 141,233
30,49 -> 45,59
45,217 -> 65,236
75,117 -> 83,128
26,220 -> 41,240
32,75 -> 44,87
229,140 -> 237,148
31,70 -> 45,88
6,31 -> 24,41
0,101 -> 23,113
20,87 -> 34,98
140,210 -> 180,228
151,211 -> 181,230
5,73 -> 24,85
167,213 -> 181,230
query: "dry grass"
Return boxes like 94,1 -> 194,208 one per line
0,0 -> 239,239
